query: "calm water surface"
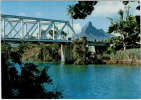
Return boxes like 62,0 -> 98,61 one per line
42,63 -> 141,99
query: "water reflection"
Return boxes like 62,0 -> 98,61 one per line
46,63 -> 141,99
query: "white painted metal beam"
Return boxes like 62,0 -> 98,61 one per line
37,21 -> 41,39
30,25 -> 38,38
7,21 -> 19,37
1,14 -> 68,23
7,21 -> 18,33
57,22 -> 67,40
42,21 -> 54,39
1,14 -> 76,41
21,19 -> 24,38
24,22 -> 37,38
12,27 -> 22,38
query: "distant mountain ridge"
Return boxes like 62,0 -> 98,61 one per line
76,21 -> 113,41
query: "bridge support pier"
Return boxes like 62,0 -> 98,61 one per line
61,44 -> 73,63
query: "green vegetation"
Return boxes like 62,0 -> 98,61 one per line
102,1 -> 141,65
2,1 -> 140,66
67,1 -> 97,19
2,43 -> 62,98
109,48 -> 141,60
2,42 -> 61,62
108,15 -> 140,50
38,43 -> 61,62
72,38 -> 87,64
72,37 -> 106,65
47,30 -> 67,39
67,1 -> 140,65
67,5 -> 74,28
107,1 -> 140,51
103,48 -> 141,65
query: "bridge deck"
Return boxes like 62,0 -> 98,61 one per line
1,38 -> 72,43
1,38 -> 108,46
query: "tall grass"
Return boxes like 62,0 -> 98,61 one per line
110,48 -> 141,60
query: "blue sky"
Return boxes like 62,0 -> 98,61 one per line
1,1 -> 139,33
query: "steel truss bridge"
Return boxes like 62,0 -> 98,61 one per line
0,14 -> 76,43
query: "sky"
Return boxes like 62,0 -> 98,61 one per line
1,1 -> 139,34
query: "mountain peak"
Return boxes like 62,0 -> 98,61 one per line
85,21 -> 94,28
78,21 -> 113,41
88,21 -> 92,26
81,21 -> 95,33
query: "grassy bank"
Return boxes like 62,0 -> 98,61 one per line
103,48 -> 141,65
2,42 -> 140,65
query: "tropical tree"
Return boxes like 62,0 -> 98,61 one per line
68,1 -> 97,19
67,5 -> 74,28
72,38 -> 88,64
118,9 -> 124,20
108,2 -> 140,50
123,1 -> 140,11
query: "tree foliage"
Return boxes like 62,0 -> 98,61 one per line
67,5 -> 74,27
68,1 -> 97,19
38,43 -> 61,62
2,43 -> 62,99
72,38 -> 87,64
107,2 -> 140,50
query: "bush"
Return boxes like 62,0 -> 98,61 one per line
1,43 -> 62,99
72,38 -> 87,65
109,48 -> 141,60
38,43 -> 61,62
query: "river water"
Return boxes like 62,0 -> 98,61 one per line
40,63 -> 141,99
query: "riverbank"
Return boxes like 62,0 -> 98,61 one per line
104,59 -> 141,65
2,43 -> 141,66
103,48 -> 141,66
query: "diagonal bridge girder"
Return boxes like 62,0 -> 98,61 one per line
0,14 -> 76,41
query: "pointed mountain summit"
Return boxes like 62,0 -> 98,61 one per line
77,21 -> 113,41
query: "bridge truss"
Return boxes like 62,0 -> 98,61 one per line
0,14 -> 76,42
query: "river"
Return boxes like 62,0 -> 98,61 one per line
40,63 -> 141,99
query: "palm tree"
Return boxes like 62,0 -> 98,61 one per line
118,9 -> 124,20
67,5 -> 74,28
122,1 -> 130,17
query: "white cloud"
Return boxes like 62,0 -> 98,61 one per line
92,1 -> 124,17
